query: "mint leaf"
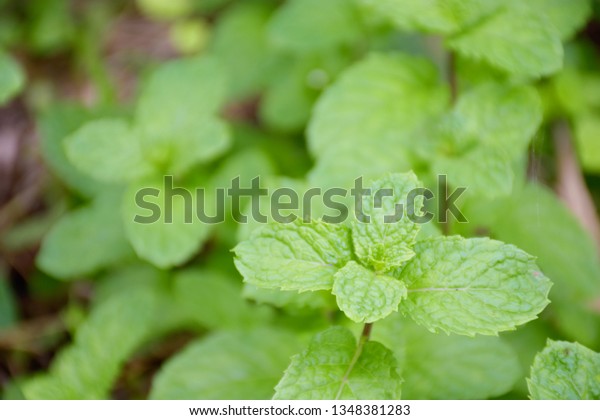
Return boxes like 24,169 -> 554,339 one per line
480,184 -> 600,301
243,283 -> 334,311
357,0 -> 500,34
308,53 -> 448,158
37,190 -> 133,279
374,315 -> 521,399
427,83 -> 541,197
38,104 -> 106,197
23,288 -> 180,399
0,50 -> 24,104
400,236 -> 552,336
308,145 -> 412,191
136,56 -> 230,175
210,2 -> 273,100
528,340 -> 600,399
432,146 -> 514,198
352,172 -> 422,272
233,220 -> 352,292
174,269 -> 271,329
574,116 -> 600,173
64,119 -> 155,183
122,179 -> 213,268
526,0 -> 591,40
268,0 -> 363,53
452,83 -> 542,156
448,6 -> 563,78
274,327 -> 402,399
333,261 -> 407,323
150,328 -> 303,399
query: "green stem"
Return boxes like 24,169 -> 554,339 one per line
335,323 -> 373,400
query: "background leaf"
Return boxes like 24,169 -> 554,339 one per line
150,328 -> 302,399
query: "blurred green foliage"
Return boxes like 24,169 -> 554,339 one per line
1,0 -> 600,401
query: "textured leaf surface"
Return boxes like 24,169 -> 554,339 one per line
234,220 -> 352,292
37,191 -> 133,279
268,0 -> 363,53
333,262 -> 406,323
308,53 -> 448,157
358,0 -> 500,34
64,119 -> 154,183
528,340 -> 600,399
374,315 -> 521,399
122,180 -> 213,268
400,236 -> 552,336
150,329 -> 302,399
448,7 -> 562,78
352,172 -> 422,272
274,327 -> 402,399
481,184 -> 600,301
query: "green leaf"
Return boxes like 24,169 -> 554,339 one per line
525,0 -> 591,41
259,58 -> 320,132
233,220 -> 353,292
452,83 -> 542,156
174,269 -> 271,329
209,2 -> 273,100
374,315 -> 521,399
432,146 -> 514,198
528,340 -> 600,399
0,50 -> 25,104
357,0 -> 500,34
38,104 -> 106,197
136,56 -> 231,175
352,172 -> 422,272
274,327 -> 402,399
136,0 -> 192,20
150,328 -> 303,399
574,116 -> 600,173
307,145 -> 412,191
23,288 -> 181,399
242,283 -> 334,311
479,184 -> 600,302
425,83 -> 541,198
64,119 -> 155,183
37,190 -> 134,279
268,0 -> 363,53
121,179 -> 213,268
400,236 -> 552,336
332,261 -> 407,323
448,6 -> 563,78
308,53 -> 448,158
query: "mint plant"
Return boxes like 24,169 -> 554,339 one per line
3,0 -> 600,402
234,172 -> 552,398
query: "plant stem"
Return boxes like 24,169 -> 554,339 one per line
335,323 -> 373,400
